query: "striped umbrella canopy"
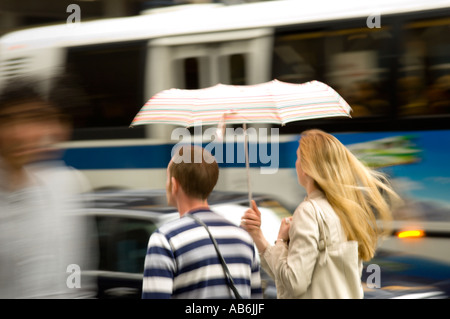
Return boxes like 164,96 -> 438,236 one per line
130,79 -> 352,206
130,80 -> 352,128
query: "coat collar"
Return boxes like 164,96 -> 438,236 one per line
306,189 -> 325,200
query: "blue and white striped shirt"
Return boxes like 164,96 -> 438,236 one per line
142,209 -> 262,299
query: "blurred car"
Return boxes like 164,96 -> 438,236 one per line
362,248 -> 450,299
361,218 -> 450,299
80,189 -> 292,299
79,188 -> 450,299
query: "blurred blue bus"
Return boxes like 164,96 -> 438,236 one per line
1,0 -> 450,266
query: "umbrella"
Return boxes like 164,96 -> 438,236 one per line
130,79 -> 352,204
131,80 -> 351,127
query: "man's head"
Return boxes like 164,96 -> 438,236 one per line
166,145 -> 219,207
0,80 -> 61,168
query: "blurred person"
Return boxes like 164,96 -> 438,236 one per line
344,80 -> 389,117
142,145 -> 262,299
0,79 -> 95,298
241,129 -> 401,299
398,76 -> 428,116
429,74 -> 450,114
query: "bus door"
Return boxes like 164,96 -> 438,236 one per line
145,28 -> 273,139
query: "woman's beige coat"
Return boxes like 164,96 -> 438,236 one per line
261,190 -> 363,299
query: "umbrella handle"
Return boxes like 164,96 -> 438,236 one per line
243,123 -> 252,207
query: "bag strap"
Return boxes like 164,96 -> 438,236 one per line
187,213 -> 242,299
309,199 -> 329,266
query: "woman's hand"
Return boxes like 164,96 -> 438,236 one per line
241,200 -> 269,253
277,216 -> 293,244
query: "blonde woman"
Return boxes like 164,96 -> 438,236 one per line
241,129 -> 401,299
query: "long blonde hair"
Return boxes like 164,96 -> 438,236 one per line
299,129 -> 401,261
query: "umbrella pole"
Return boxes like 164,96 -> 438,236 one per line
243,122 -> 252,207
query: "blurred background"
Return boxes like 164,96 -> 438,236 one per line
1,0 -> 450,299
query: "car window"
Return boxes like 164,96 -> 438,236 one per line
96,216 -> 157,274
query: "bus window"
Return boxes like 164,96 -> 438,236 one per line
183,57 -> 200,89
272,26 -> 392,118
65,41 -> 146,130
399,18 -> 450,116
229,54 -> 247,85
324,27 -> 392,118
272,31 -> 321,84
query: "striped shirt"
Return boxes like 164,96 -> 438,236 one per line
142,209 -> 262,299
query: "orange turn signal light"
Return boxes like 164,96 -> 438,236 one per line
397,230 -> 425,239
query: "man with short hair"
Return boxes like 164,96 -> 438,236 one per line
142,145 -> 262,299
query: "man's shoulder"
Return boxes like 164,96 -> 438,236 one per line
201,211 -> 255,244
157,210 -> 234,234
156,215 -> 194,238
156,210 -> 253,244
